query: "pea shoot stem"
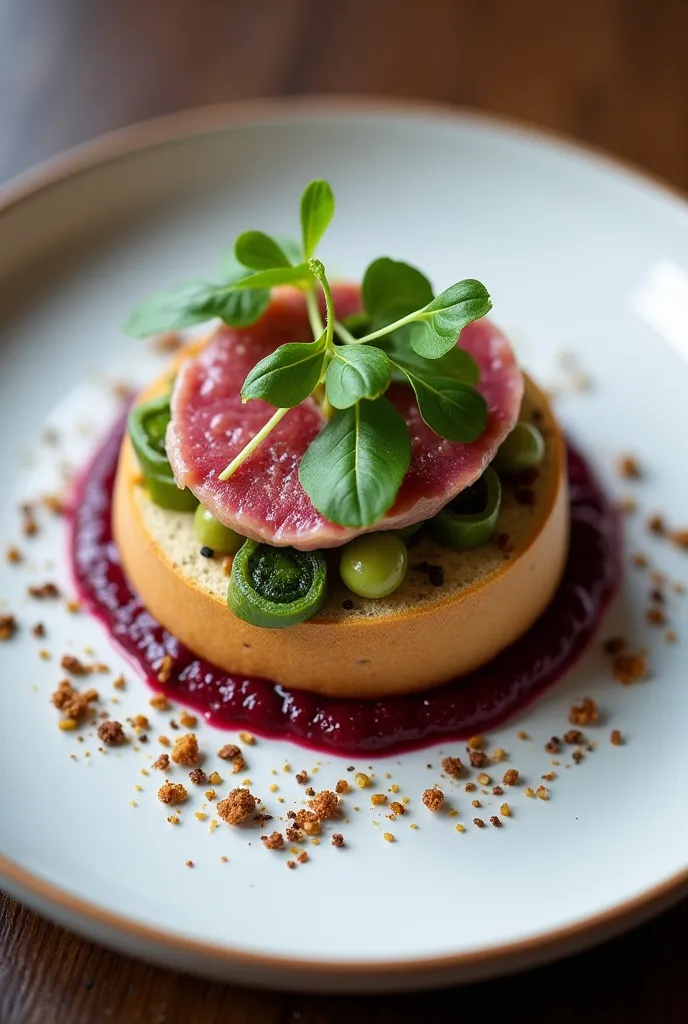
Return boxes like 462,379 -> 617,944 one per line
349,310 -> 419,345
333,321 -> 358,345
218,407 -> 289,481
308,259 -> 335,352
305,287 -> 324,340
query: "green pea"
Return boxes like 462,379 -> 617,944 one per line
194,505 -> 244,554
228,540 -> 328,628
494,422 -> 545,475
340,534 -> 408,599
428,467 -> 501,550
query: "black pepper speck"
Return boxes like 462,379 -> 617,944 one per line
200,546 -> 214,558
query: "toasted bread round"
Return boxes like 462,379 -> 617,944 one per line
113,364 -> 568,699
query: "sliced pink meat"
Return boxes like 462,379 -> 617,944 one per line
167,285 -> 523,550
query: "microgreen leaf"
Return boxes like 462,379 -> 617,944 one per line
392,361 -> 487,442
300,180 -> 335,259
299,395 -> 410,527
241,332 -> 327,408
410,280 -> 492,359
325,345 -> 391,409
362,257 -> 433,327
123,277 -> 270,337
235,231 -> 293,270
388,343 -> 480,386
229,263 -> 313,290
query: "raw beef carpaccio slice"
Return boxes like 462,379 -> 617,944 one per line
167,284 -> 523,550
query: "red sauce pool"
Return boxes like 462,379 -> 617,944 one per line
71,416 -> 619,756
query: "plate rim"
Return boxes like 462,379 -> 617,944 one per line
2,94 -> 688,984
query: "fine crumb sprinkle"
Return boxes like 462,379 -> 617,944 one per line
335,779 -> 349,794
205,789 -> 216,800
157,655 -> 174,683
355,773 -> 370,788
441,756 -> 463,778
216,788 -> 256,825
524,787 -> 536,798
97,720 -> 125,745
286,826 -> 303,842
612,652 -> 647,685
476,772 -> 491,786
332,833 -> 345,847
604,636 -> 627,655
189,768 -> 208,785
464,782 -> 476,792
467,735 -> 485,750
545,737 -> 561,754
492,786 -> 504,796
167,816 -> 179,825
500,802 -> 511,817
261,831 -> 284,850
647,607 -> 667,626
489,815 -> 502,828
647,514 -> 665,536
617,455 -> 641,480
468,750 -> 488,768
208,771 -> 222,785
179,710 -> 197,728
112,674 -> 125,690
517,730 -> 529,741
502,769 -> 520,786
217,744 -> 241,761
185,860 -> 194,868
294,810 -> 320,835
297,851 -> 309,864
383,832 -> 395,842
158,782 -> 187,805
473,818 -> 485,828
152,754 -> 170,770
568,697 -> 599,726
389,801 -> 404,815
564,729 -> 584,745
295,770 -> 308,785
238,731 -> 255,745
370,793 -> 387,806
631,552 -> 648,569
32,622 -> 45,638
455,823 -> 466,833
0,615 -> 18,641
171,733 -> 199,766
491,747 -> 507,762
195,812 -> 208,822
665,629 -> 677,644
610,729 -> 623,746
60,654 -> 92,676
286,860 -> 296,870
670,529 -> 688,551
471,799 -> 481,808
536,785 -> 549,800
5,546 -> 22,564
149,693 -> 170,711
28,582 -> 60,599
422,788 -> 444,812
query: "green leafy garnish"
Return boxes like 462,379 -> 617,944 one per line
242,334 -> 327,408
125,180 -> 494,527
300,180 -> 335,259
325,345 -> 390,409
299,396 -> 410,528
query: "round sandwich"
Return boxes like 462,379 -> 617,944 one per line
116,181 -> 569,699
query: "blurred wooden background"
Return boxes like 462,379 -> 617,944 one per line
2,0 -> 688,1021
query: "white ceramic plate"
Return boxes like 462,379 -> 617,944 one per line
1,100 -> 688,994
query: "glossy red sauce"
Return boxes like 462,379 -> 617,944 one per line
71,415 -> 619,756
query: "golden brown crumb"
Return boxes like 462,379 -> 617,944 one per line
286,826 -> 303,842
524,787 -> 535,798
473,818 -> 485,828
261,831 -> 284,850
97,720 -> 126,745
332,833 -> 345,848
389,801 -> 404,815
152,753 -> 170,770
492,786 -> 504,796
568,697 -> 599,726
41,493 -> 65,515
294,810 -> 320,835
335,779 -> 349,794
491,747 -> 507,762
370,793 -> 387,806
354,773 -> 370,788
476,772 -> 491,786
468,750 -> 488,768
156,655 -> 174,684
500,802 -> 511,817
149,693 -> 170,711
572,750 -> 584,764
20,503 -> 38,537
670,529 -> 688,549
231,757 -> 246,775
58,718 -> 78,731
208,771 -> 222,785
422,788 -> 444,812
178,710 -> 197,728
28,583 -> 60,599
171,733 -> 199,766
502,768 -> 520,786
286,860 -> 296,869
297,851 -> 309,864
617,455 -> 641,480
216,788 -> 256,825
544,736 -> 561,754
185,860 -> 194,868
131,714 -> 149,731
31,622 -> 45,638
205,789 -> 216,800
612,652 -> 648,685
158,735 -> 170,748
222,557 -> 233,576
563,729 -> 584,745
5,546 -> 22,564
112,674 -> 125,690
238,731 -> 255,745
471,799 -> 481,808
489,815 -> 502,827
60,654 -> 92,676
610,729 -> 623,746
189,768 -> 208,785
295,770 -> 308,785
665,629 -> 677,644
647,607 -> 667,626
603,636 -> 627,655
441,756 -> 463,778
536,785 -> 549,800
0,614 -> 18,641
217,744 -> 241,761
65,599 -> 81,615
464,782 -> 476,792
383,832 -> 395,842
51,680 -> 99,720
647,514 -> 665,536
467,735 -> 484,750
158,782 -> 187,805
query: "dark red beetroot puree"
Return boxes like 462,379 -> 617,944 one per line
71,416 -> 619,756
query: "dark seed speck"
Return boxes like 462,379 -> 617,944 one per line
200,546 -> 214,558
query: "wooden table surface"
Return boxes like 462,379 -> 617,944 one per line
2,0 -> 688,1020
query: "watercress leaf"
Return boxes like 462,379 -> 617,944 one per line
205,285 -> 271,328
394,362 -> 487,442
124,279 -> 229,338
325,345 -> 391,409
235,231 -> 292,270
241,332 -> 326,408
229,263 -> 313,290
410,280 -> 492,359
300,180 -> 335,259
362,257 -> 433,327
299,395 -> 410,528
391,345 -> 480,386
276,236 -> 302,264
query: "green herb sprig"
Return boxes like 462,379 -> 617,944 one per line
124,181 -> 492,528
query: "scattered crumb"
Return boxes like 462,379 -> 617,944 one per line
665,629 -> 677,644
617,455 -> 641,480
27,583 -> 60,599
473,818 -> 485,828
545,737 -> 561,754
646,607 -> 666,627
5,546 -> 22,564
171,733 -> 199,766
261,831 -> 284,850
0,615 -> 18,641
468,750 -> 488,768
295,771 -> 308,785
500,802 -> 511,817
612,652 -> 648,685
370,793 -> 387,807
467,735 -> 484,749
517,731 -> 530,740
97,720 -> 125,745
536,785 -> 549,800
152,754 -> 170,770
464,782 -> 476,792
335,779 -> 349,794
158,782 -> 187,805
389,801 -> 404,815
490,816 -> 502,828
524,787 -> 535,798
355,773 -> 370,788
476,772 -> 491,786
179,710 -> 197,728
216,788 -> 256,825
294,810 -> 320,835
149,693 -> 170,711
502,769 -> 520,786
647,514 -> 665,536
568,697 -> 599,726
422,788 -> 444,812
441,756 -> 463,778
156,655 -> 174,684
238,731 -> 255,745
332,833 -> 345,848
150,330 -> 183,353
112,674 -> 125,690
189,768 -> 208,785
383,832 -> 395,842
610,729 -> 623,746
